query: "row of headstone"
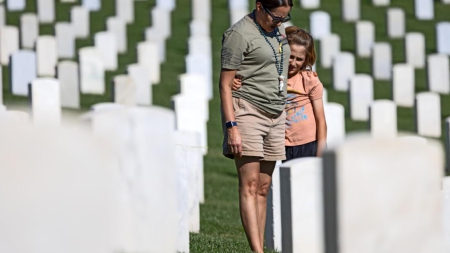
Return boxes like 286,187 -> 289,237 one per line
270,134 -> 446,252
228,0 -> 248,25
310,11 -> 330,41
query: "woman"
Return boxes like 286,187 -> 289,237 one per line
219,0 -> 293,252
233,27 -> 327,160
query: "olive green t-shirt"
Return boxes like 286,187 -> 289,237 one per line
221,14 -> 290,115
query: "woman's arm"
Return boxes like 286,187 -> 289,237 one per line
311,98 -> 327,157
220,68 -> 242,157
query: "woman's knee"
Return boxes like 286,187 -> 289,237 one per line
239,177 -> 260,197
257,181 -> 271,197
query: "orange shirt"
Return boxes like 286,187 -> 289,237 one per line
285,72 -> 324,146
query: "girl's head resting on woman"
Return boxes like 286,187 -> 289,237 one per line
254,0 -> 293,32
285,26 -> 316,78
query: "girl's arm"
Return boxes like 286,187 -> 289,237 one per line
311,98 -> 327,157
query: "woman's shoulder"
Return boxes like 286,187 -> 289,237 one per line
225,15 -> 254,37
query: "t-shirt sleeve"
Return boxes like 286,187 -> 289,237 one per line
309,77 -> 324,101
221,30 -> 247,70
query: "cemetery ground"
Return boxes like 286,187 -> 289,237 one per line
1,0 -> 449,252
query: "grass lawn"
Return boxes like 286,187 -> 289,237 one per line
2,0 -> 449,252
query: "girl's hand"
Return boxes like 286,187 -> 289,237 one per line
232,75 -> 243,91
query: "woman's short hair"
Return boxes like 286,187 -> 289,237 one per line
285,26 -> 316,70
256,0 -> 294,9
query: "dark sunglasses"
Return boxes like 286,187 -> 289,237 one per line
262,5 -> 291,23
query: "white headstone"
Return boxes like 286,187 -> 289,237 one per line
323,136 -> 445,253
113,75 -> 136,106
416,92 -> 441,138
137,42 -> 160,84
188,36 -> 211,57
320,34 -> 340,68
11,50 -> 37,96
280,158 -> 323,253
332,52 -> 355,91
37,0 -> 55,23
192,0 -> 211,22
0,110 -> 29,124
323,88 -> 328,104
71,6 -> 89,39
0,26 -> 19,65
0,66 -> 2,105
107,17 -> 127,54
127,64 -> 151,106
55,22 -> 75,59
427,54 -> 450,94
36,36 -> 57,77
301,0 -> 320,9
387,8 -> 405,39
342,0 -> 360,22
151,7 -> 171,39
372,42 -> 392,80
7,0 -> 25,11
406,32 -> 425,68
186,54 -> 213,100
265,161 -> 282,251
156,0 -> 175,11
179,74 -> 209,121
31,78 -> 61,127
82,0 -> 100,11
373,0 -> 389,6
0,6 -> 5,28
79,47 -> 105,94
415,0 -> 434,20
310,11 -> 331,40
349,74 -> 374,121
444,176 -> 450,252
324,102 -> 346,148
229,0 -> 248,9
443,0 -> 450,4
57,61 -> 79,109
370,100 -> 397,139
356,21 -> 375,58
437,22 -> 450,55
230,7 -> 248,26
393,64 -> 415,107
94,32 -> 118,71
20,13 -> 39,49
116,0 -> 134,24
190,20 -> 210,37
145,27 -> 166,63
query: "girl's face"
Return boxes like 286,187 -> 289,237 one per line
288,44 -> 307,77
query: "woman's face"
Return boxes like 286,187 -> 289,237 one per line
288,44 -> 307,77
256,3 -> 291,32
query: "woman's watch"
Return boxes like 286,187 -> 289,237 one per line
225,121 -> 238,129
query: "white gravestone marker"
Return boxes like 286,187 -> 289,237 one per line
55,23 -> 75,59
94,32 -> 118,71
71,6 -> 89,39
415,0 -> 434,20
373,0 -> 389,6
437,22 -> 450,55
406,32 -> 425,68
0,26 -> 19,65
37,0 -> 55,23
321,34 -> 340,68
387,8 -> 405,39
192,0 -> 211,23
0,110 -> 29,125
113,75 -> 136,106
188,36 -> 212,58
57,61 -> 79,109
145,27 -> 166,63
107,17 -> 127,54
36,36 -> 57,77
190,20 -> 210,37
137,41 -> 160,84
350,74 -> 374,121
152,7 -> 171,40
265,161 -> 283,251
342,0 -> 360,22
82,0 -> 100,11
310,11 -> 331,40
356,21 -> 375,58
20,13 -> 39,49
323,136 -> 445,253
116,0 -> 134,24
280,158 -> 323,253
0,67 -> 2,105
156,0 -> 175,11
416,92 -> 441,138
127,64 -> 151,106
393,64 -> 415,107
179,74 -> 209,121
10,50 -> 37,96
79,47 -> 105,94
333,52 -> 355,91
372,42 -> 392,80
230,7 -> 247,26
186,54 -> 213,100
0,6 -> 5,28
7,0 -> 25,11
302,0 -> 320,9
31,78 -> 61,127
324,102 -> 346,148
370,100 -> 397,139
427,54 -> 450,94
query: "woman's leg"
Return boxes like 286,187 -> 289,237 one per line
235,156 -> 264,252
257,160 -> 276,249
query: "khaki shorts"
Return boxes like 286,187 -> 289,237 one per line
222,97 -> 286,161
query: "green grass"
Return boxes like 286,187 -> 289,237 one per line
2,0 -> 450,252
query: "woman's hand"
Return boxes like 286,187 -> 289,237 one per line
232,75 -> 243,91
227,126 -> 242,157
